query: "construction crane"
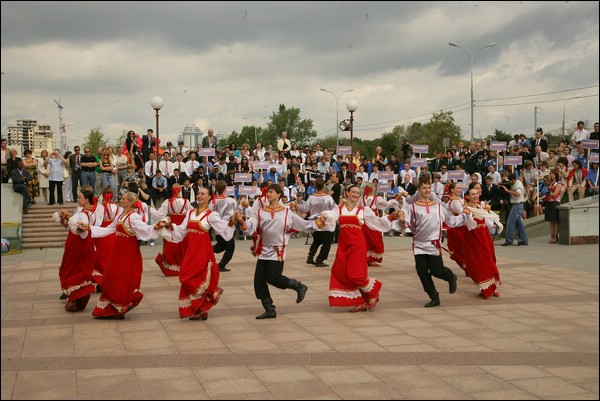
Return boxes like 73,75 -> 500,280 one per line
53,99 -> 77,153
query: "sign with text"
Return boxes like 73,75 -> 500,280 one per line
235,173 -> 252,183
457,182 -> 469,192
197,148 -> 215,157
590,152 -> 599,163
270,163 -> 283,173
378,171 -> 394,181
377,183 -> 391,193
225,186 -> 235,196
253,161 -> 269,171
411,145 -> 429,154
490,141 -> 507,151
447,170 -> 465,181
409,158 -> 428,167
503,155 -> 522,166
238,186 -> 258,196
581,139 -> 599,150
336,146 -> 352,155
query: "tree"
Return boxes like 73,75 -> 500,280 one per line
111,129 -> 128,152
421,111 -> 462,155
83,127 -> 108,153
261,104 -> 317,147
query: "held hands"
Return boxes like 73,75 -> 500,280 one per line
239,199 -> 250,209
76,221 -> 89,232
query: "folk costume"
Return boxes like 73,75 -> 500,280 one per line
445,195 -> 469,271
167,207 -> 233,319
403,199 -> 466,307
323,205 -> 391,312
462,204 -> 502,299
357,188 -> 390,266
242,203 -> 317,319
58,209 -> 96,312
296,192 -> 337,266
92,193 -> 122,287
150,187 -> 193,276
210,192 -> 238,272
90,207 -> 158,318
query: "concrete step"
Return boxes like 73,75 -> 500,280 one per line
22,241 -> 66,249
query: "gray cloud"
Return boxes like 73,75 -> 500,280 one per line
2,1 -> 598,148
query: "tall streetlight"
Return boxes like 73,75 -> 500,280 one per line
345,99 -> 358,172
562,96 -> 581,137
151,96 -> 164,155
448,41 -> 496,142
243,116 -> 267,146
320,88 -> 354,145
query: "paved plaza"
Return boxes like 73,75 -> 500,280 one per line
1,234 -> 598,400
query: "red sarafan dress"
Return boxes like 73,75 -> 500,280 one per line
92,201 -> 121,287
59,209 -> 96,312
328,205 -> 389,309
445,196 -> 468,271
462,205 -> 501,299
91,209 -> 157,318
169,208 -> 234,319
151,196 -> 193,276
357,194 -> 387,265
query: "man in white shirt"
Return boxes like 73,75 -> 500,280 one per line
500,173 -> 528,246
184,151 -> 200,177
399,162 -> 417,185
571,121 -> 590,157
485,164 -> 502,185
158,151 -> 174,180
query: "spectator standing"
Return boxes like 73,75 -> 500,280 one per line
48,149 -> 68,205
37,149 -> 50,204
500,173 -> 529,246
141,128 -> 155,162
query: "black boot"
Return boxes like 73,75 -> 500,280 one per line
424,293 -> 440,308
256,297 -> 276,319
306,252 -> 316,265
449,273 -> 457,294
289,279 -> 308,303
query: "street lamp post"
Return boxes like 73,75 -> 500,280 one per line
448,41 -> 496,142
562,96 -> 581,137
243,117 -> 258,146
345,99 -> 358,172
320,88 -> 353,145
151,96 -> 164,155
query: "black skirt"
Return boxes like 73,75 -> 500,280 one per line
544,201 -> 559,222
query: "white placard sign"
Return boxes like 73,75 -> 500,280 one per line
225,186 -> 236,196
503,156 -> 522,166
412,145 -> 429,154
253,161 -> 269,171
447,170 -> 465,181
377,183 -> 391,193
197,148 -> 216,157
235,173 -> 252,183
490,141 -> 507,151
238,186 -> 258,196
590,152 -> 599,163
410,158 -> 428,167
336,146 -> 352,155
378,171 -> 394,181
581,140 -> 599,150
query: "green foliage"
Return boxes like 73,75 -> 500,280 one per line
111,129 -> 128,151
421,111 -> 462,154
488,129 -> 512,144
260,104 -> 318,147
83,127 -> 108,153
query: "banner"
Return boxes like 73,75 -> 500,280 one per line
490,141 -> 507,151
197,148 -> 215,157
235,173 -> 252,183
336,146 -> 352,155
238,186 -> 258,196
410,158 -> 428,167
447,170 -> 465,181
225,186 -> 235,196
412,145 -> 429,154
378,171 -> 394,181
581,139 -> 599,150
253,161 -> 269,171
503,155 -> 522,166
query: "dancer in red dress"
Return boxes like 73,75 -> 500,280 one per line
159,187 -> 235,320
92,186 -> 122,289
324,185 -> 402,312
445,182 -> 468,271
461,186 -> 502,299
150,183 -> 193,276
357,182 -> 391,266
89,192 -> 160,319
57,185 -> 97,312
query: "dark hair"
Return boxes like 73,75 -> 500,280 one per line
315,177 -> 325,190
127,182 -> 139,193
267,183 -> 283,199
80,186 -> 95,205
508,173 -> 517,181
417,174 -> 431,187
215,180 -> 227,195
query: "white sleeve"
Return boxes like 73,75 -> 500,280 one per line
363,207 -> 392,232
208,211 -> 235,241
170,211 -> 191,243
129,212 -> 159,241
150,200 -> 169,221
90,218 -> 118,238
448,199 -> 463,215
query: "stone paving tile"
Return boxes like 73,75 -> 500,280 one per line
12,370 -> 78,400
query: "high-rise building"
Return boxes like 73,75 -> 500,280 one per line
178,124 -> 203,149
6,120 -> 55,157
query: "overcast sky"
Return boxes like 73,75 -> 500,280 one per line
1,1 -> 598,149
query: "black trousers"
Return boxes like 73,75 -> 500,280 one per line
309,231 -> 333,262
71,169 -> 82,201
49,180 -> 63,205
13,184 -> 30,210
254,259 -> 294,299
414,254 -> 454,299
213,234 -> 235,267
